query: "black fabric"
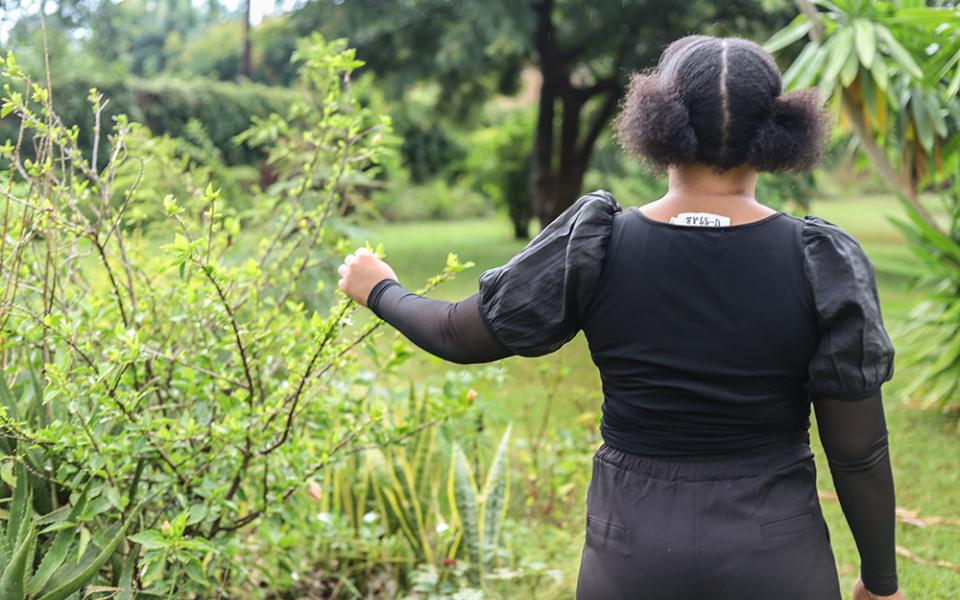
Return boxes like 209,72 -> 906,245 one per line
813,393 -> 898,596
583,208 -> 820,455
475,190 -> 622,356
365,189 -> 898,595
572,208 -> 896,456
802,217 -> 896,399
366,279 -> 511,364
577,438 -> 843,599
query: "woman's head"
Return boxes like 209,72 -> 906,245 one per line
613,35 -> 829,173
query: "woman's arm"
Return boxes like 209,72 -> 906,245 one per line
366,279 -> 511,363
812,393 -> 901,598
337,248 -> 512,364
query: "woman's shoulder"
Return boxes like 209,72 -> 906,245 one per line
779,212 -> 858,242
781,213 -> 871,261
566,189 -> 623,222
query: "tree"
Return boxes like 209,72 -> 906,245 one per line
294,0 -> 791,230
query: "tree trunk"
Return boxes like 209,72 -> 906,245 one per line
529,0 -> 624,229
512,215 -> 530,239
240,0 -> 252,80
532,88 -> 618,227
531,82 -> 557,228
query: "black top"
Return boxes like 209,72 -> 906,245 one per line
367,189 -> 898,595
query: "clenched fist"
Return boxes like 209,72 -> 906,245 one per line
337,247 -> 398,307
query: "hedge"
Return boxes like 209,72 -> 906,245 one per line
0,75 -> 296,166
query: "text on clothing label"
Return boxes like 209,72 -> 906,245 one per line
669,212 -> 732,227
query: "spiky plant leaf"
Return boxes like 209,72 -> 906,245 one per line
451,443 -> 481,585
480,424 -> 511,567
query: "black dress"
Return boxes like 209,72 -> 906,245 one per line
367,190 -> 898,599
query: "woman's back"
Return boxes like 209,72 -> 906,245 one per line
583,208 -> 817,455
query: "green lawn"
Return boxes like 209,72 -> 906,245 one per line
349,193 -> 960,599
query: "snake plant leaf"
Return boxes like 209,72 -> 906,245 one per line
480,424 -> 511,567
451,443 -> 481,585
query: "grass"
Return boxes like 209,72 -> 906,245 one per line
349,193 -> 960,599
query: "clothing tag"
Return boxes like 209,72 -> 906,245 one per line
668,212 -> 732,228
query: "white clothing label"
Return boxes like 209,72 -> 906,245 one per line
668,212 -> 732,228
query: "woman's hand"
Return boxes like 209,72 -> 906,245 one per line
337,247 -> 398,307
853,577 -> 904,600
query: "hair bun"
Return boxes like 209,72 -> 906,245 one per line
747,89 -> 829,173
613,72 -> 698,169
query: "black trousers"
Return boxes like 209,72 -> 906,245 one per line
576,437 -> 843,600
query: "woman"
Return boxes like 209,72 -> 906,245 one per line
337,35 -> 903,600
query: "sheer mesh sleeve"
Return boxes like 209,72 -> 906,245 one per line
476,190 -> 622,356
813,393 -> 898,596
803,216 -> 899,595
366,279 -> 512,364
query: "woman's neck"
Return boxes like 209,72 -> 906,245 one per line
640,163 -> 775,225
666,163 -> 758,200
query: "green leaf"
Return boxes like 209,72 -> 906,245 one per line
870,58 -> 890,91
480,424 -> 511,567
7,463 -> 31,550
0,522 -> 35,599
783,42 -> 822,89
116,545 -> 138,600
76,526 -> 91,565
764,15 -> 815,53
840,48 -> 860,87
139,556 -> 165,588
106,487 -> 123,511
27,526 -> 75,596
820,28 -> 853,91
184,556 -> 208,587
853,20 -> 876,68
875,25 -> 923,79
127,530 -> 167,550
451,444 -> 481,585
947,63 -> 960,101
36,497 -> 150,600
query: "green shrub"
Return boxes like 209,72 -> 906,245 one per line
371,177 -> 494,222
0,36 -> 472,596
0,73 -> 295,168
464,108 -> 534,239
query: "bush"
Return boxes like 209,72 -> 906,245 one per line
0,73 -> 295,168
371,177 -> 494,222
464,108 -> 535,239
0,36 -> 474,596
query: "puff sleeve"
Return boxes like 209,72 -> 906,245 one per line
476,190 -> 622,356
801,216 -> 895,400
